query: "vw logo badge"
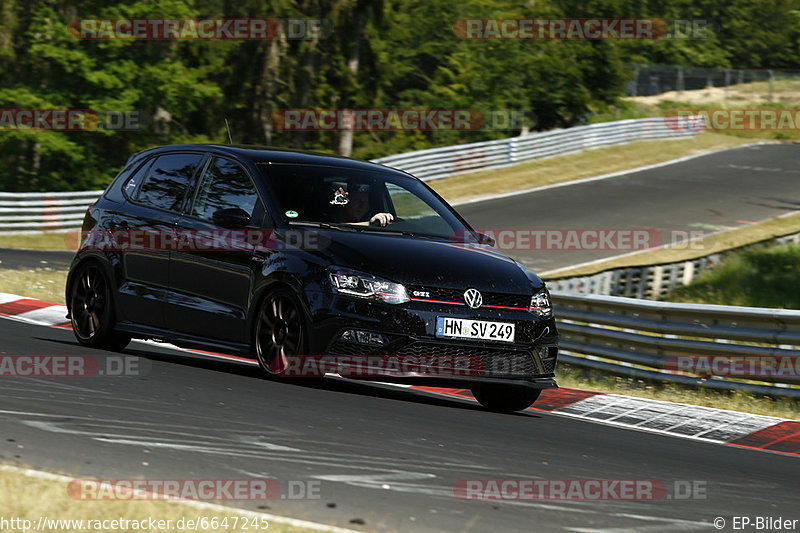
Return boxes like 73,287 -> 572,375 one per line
464,288 -> 483,309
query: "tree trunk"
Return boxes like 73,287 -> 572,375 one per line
337,6 -> 365,157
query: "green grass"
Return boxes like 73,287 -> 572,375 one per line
0,268 -> 68,304
667,243 -> 800,308
0,231 -> 76,250
557,364 -> 799,420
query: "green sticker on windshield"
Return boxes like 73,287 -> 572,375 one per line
285,210 -> 299,218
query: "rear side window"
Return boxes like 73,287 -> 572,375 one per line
123,159 -> 154,198
135,153 -> 205,212
192,156 -> 260,220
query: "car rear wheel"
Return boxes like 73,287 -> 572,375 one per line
69,263 -> 131,351
471,384 -> 541,413
255,288 -> 315,379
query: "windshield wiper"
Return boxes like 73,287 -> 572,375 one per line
349,226 -> 445,240
288,221 -> 358,232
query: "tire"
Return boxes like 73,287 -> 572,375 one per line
471,384 -> 541,413
69,262 -> 131,351
254,288 -> 318,380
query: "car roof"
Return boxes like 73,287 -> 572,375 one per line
132,143 -> 412,178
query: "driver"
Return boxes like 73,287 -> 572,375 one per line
330,183 -> 394,227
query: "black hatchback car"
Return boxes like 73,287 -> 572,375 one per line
66,144 -> 558,412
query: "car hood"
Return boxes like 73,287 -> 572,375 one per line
301,228 -> 542,294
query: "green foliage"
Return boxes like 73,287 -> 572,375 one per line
668,244 -> 800,308
0,0 -> 798,191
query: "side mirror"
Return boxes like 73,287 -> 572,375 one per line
476,232 -> 495,247
212,207 -> 251,228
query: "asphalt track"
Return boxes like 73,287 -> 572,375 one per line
458,143 -> 800,273
1,319 -> 798,532
0,247 -> 74,269
1,143 -> 800,531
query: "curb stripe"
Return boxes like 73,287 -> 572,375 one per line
406,385 -> 605,413
530,387 -> 604,411
0,298 -> 54,316
408,386 -> 799,457
0,292 -> 797,458
728,421 -> 800,454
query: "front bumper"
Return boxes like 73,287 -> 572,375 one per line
303,290 -> 559,387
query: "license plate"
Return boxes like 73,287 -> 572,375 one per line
435,317 -> 515,343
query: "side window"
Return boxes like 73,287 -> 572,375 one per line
385,182 -> 438,219
192,156 -> 260,221
123,159 -> 153,199
135,153 -> 204,212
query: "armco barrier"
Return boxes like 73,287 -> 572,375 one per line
0,190 -> 103,233
552,291 -> 800,398
373,117 -> 695,181
0,117 -> 696,233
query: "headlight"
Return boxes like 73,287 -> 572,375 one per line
329,267 -> 409,304
529,288 -> 552,317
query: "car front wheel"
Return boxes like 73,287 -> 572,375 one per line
255,288 -> 317,379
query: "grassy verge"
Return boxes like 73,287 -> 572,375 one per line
0,268 -> 67,304
429,132 -> 755,204
557,364 -> 799,420
666,243 -> 800,308
595,80 -> 800,143
0,232 -> 73,250
544,211 -> 800,278
0,465 -> 320,533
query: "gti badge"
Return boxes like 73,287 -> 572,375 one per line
464,288 -> 482,309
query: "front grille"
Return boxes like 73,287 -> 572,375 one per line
328,340 -> 376,356
394,341 -> 538,378
407,285 -> 530,310
326,338 -> 554,380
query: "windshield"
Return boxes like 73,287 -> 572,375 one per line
258,163 -> 472,240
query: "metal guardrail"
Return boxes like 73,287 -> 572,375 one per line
374,117 -> 695,181
552,291 -> 800,398
0,190 -> 103,233
0,117 -> 695,233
